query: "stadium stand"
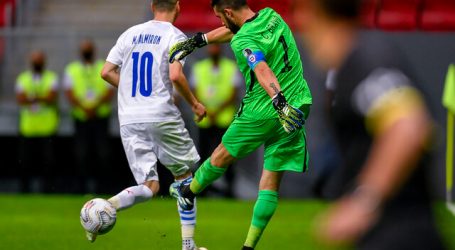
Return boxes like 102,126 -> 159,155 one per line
0,0 -> 453,199
174,0 -> 295,31
2,1 -> 455,33
361,0 -> 379,28
173,0 -> 455,32
0,0 -> 15,64
0,1 -> 5,27
420,0 -> 455,31
1,0 -> 146,90
27,0 -> 144,30
377,0 -> 421,31
174,0 -> 221,31
0,0 -> 15,27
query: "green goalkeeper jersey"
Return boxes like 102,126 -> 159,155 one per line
230,8 -> 312,120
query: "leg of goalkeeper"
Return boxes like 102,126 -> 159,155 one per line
185,143 -> 236,196
243,170 -> 283,249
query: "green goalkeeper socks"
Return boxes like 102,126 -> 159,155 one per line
244,190 -> 279,248
190,158 -> 227,194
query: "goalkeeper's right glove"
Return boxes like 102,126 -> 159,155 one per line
272,91 -> 305,133
169,32 -> 208,63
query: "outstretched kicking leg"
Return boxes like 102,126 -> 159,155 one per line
108,180 -> 157,211
85,180 -> 157,242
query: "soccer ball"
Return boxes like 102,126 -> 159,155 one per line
80,198 -> 117,235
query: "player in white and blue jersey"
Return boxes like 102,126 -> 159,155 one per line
98,1 -> 207,249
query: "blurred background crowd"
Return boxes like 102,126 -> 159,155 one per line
0,0 -> 454,202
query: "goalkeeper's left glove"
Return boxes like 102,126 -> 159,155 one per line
169,32 -> 208,63
272,91 -> 305,133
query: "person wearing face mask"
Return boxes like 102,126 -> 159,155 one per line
16,50 -> 59,193
64,39 -> 114,193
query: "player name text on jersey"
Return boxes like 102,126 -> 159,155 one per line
132,34 -> 162,45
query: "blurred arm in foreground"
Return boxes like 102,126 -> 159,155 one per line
319,83 -> 432,243
294,0 -> 446,248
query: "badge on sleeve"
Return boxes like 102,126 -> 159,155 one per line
243,48 -> 265,70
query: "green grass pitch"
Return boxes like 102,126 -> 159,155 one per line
0,195 -> 454,250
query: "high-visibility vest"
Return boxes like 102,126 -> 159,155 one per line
193,58 -> 237,128
65,60 -> 111,121
16,70 -> 59,137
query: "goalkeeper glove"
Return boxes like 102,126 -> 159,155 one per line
272,91 -> 305,133
169,32 -> 208,63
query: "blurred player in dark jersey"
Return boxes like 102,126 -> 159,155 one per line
293,0 -> 446,249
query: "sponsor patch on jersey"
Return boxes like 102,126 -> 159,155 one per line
248,54 -> 257,63
243,48 -> 253,57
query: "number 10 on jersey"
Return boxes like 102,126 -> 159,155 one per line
132,52 -> 153,97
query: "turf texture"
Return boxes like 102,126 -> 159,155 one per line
0,195 -> 454,250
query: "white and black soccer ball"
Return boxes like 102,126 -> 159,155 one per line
80,198 -> 117,235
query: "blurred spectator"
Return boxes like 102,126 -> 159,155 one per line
294,0 -> 446,249
16,50 -> 58,193
190,44 -> 241,197
64,39 -> 114,193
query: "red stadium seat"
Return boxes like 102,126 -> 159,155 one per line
175,0 -> 295,31
361,0 -> 379,28
377,0 -> 421,31
248,0 -> 291,14
0,0 -> 7,27
420,0 -> 455,31
174,0 -> 221,31
0,0 -> 15,27
174,12 -> 222,31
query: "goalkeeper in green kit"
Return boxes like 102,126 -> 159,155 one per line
169,0 -> 312,248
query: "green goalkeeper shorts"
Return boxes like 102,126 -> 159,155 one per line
222,105 -> 310,172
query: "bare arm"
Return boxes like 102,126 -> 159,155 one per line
170,62 -> 198,106
38,90 -> 58,105
353,86 -> 432,206
253,61 -> 305,133
253,61 -> 282,98
97,88 -> 115,105
317,88 -> 432,244
65,89 -> 84,108
17,90 -> 57,105
206,27 -> 234,44
169,62 -> 206,122
214,87 -> 238,113
101,62 -> 120,88
357,109 -> 430,202
16,92 -> 36,105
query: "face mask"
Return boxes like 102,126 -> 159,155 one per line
211,53 -> 221,62
32,63 -> 44,73
82,50 -> 94,62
